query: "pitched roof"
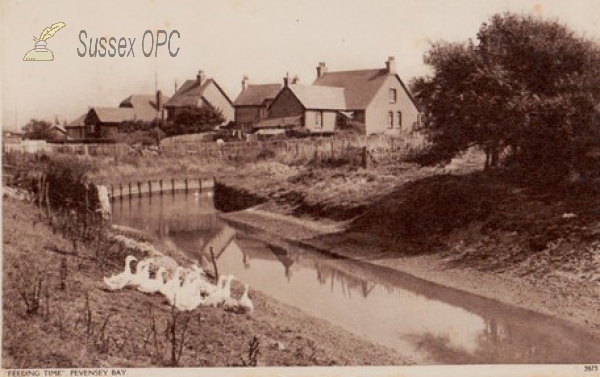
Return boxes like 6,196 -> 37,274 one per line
313,69 -> 392,110
89,107 -> 136,123
66,114 -> 86,128
234,84 -> 282,106
119,94 -> 169,122
286,84 -> 346,110
165,78 -> 232,108
50,124 -> 67,133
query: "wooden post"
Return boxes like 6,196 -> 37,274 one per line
199,178 -> 202,192
159,179 -> 163,196
185,178 -> 188,193
128,182 -> 132,198
119,183 -> 123,200
137,181 -> 141,198
362,146 -> 368,169
171,179 -> 175,195
148,180 -> 152,197
110,185 -> 114,201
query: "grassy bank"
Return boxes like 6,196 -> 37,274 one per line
2,194 -> 410,368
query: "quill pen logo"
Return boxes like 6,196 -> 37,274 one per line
23,22 -> 66,61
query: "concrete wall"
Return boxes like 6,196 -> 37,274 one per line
365,75 -> 420,136
269,88 -> 305,118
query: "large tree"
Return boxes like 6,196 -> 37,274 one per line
22,119 -> 55,140
412,13 -> 600,175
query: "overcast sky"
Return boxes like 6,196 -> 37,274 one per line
2,0 -> 600,131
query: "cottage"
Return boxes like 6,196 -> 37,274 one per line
313,57 -> 420,135
165,70 -> 234,124
264,74 -> 346,134
233,76 -> 282,133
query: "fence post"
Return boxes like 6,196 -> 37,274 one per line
199,178 -> 202,192
148,180 -> 152,197
159,179 -> 163,196
137,181 -> 141,198
185,178 -> 188,193
171,179 -> 175,195
362,147 -> 368,169
128,182 -> 132,198
119,183 -> 123,200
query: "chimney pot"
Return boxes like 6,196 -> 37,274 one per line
283,72 -> 290,87
317,62 -> 328,78
292,75 -> 300,84
242,75 -> 249,92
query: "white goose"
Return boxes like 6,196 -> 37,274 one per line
238,284 -> 254,313
174,275 -> 207,311
137,266 -> 167,294
205,275 -> 235,307
161,267 -> 185,306
104,255 -> 137,290
128,259 -> 154,288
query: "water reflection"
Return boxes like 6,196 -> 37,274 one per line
112,193 -> 600,364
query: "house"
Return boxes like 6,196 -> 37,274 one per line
118,91 -> 169,123
233,76 -> 282,132
165,70 -> 234,124
48,124 -> 68,140
82,91 -> 169,140
262,74 -> 346,134
313,56 -> 421,135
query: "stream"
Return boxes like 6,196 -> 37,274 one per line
111,191 -> 600,364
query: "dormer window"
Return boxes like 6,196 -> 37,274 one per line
389,88 -> 397,104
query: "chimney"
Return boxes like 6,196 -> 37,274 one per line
196,70 -> 206,85
386,56 -> 397,75
317,62 -> 327,78
283,72 -> 290,87
292,75 -> 300,84
242,75 -> 249,92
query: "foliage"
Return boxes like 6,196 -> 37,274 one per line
22,119 -> 56,140
411,13 -> 600,177
162,105 -> 225,136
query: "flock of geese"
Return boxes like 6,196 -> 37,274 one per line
103,255 -> 253,313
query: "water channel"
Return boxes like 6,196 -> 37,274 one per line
111,191 -> 600,364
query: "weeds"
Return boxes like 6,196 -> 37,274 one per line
240,336 -> 261,367
165,304 -> 191,366
18,275 -> 45,317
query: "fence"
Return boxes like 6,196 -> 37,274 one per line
106,177 -> 215,200
3,133 -> 428,166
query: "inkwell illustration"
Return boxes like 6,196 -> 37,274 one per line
23,22 -> 66,61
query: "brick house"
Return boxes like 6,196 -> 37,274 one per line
165,70 -> 234,124
263,74 -> 346,134
313,56 -> 421,135
233,76 -> 282,133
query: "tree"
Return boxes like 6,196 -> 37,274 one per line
411,13 -> 600,176
162,105 -> 225,137
22,119 -> 55,140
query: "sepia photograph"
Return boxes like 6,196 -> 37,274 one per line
2,1 -> 600,376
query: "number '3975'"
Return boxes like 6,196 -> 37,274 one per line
585,365 -> 598,372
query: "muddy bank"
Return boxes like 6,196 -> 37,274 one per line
218,205 -> 600,342
2,196 -> 410,367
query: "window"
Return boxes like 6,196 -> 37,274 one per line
315,111 -> 323,127
396,111 -> 402,128
389,88 -> 397,103
388,112 -> 394,129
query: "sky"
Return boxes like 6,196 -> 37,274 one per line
1,0 -> 600,131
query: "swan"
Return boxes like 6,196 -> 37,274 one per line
137,266 -> 167,294
161,267 -> 185,306
103,255 -> 137,290
238,284 -> 254,313
127,259 -> 154,288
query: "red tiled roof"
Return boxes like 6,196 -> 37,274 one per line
234,84 -> 282,106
